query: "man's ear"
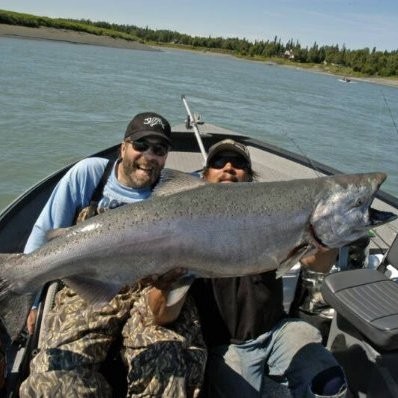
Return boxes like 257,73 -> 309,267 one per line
120,141 -> 127,158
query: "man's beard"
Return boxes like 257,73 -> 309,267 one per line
122,158 -> 162,188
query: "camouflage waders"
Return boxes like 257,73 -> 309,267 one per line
19,285 -> 138,397
19,286 -> 206,397
122,287 -> 207,397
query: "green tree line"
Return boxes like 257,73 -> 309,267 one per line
0,9 -> 142,42
1,9 -> 397,77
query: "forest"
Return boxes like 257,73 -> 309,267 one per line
1,9 -> 397,77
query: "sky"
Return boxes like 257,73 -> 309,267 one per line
1,0 -> 397,51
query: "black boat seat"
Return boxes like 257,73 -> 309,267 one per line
321,268 -> 398,350
378,233 -> 398,274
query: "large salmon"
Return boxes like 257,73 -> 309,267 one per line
0,170 -> 396,340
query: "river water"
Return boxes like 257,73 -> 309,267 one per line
1,37 -> 397,211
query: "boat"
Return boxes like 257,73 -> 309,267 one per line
338,77 -> 352,83
1,96 -> 398,397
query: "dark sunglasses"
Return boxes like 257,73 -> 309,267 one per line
128,139 -> 169,157
208,156 -> 249,170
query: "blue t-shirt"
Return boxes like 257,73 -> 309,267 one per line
24,157 -> 152,253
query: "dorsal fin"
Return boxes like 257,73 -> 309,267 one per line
152,169 -> 207,197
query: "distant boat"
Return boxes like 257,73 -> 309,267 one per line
338,76 -> 351,83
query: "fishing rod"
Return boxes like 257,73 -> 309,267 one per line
280,129 -> 323,178
181,95 -> 207,164
381,89 -> 398,136
369,90 -> 398,252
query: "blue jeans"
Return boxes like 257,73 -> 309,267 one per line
204,318 -> 344,397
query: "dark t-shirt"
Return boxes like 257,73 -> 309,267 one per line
191,271 -> 286,346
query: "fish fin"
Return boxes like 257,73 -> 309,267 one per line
153,169 -> 207,197
46,227 -> 73,241
276,244 -> 314,278
62,276 -> 123,309
0,253 -> 33,342
0,275 -> 33,342
166,273 -> 197,307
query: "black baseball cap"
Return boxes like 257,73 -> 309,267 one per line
206,139 -> 252,168
124,112 -> 171,143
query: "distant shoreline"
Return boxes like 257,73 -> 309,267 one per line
2,23 -> 398,89
0,23 -> 158,51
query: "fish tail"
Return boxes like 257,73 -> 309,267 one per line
0,275 -> 33,343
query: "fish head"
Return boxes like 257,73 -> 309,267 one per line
311,172 -> 397,248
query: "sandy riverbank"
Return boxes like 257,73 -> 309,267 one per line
1,23 -> 398,88
0,23 -> 158,51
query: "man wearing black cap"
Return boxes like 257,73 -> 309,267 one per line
194,140 -> 346,398
24,112 -> 171,252
20,112 -> 181,397
202,138 -> 254,183
141,139 -> 346,398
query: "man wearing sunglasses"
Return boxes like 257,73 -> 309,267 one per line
202,139 -> 254,183
24,111 -> 171,253
140,139 -> 346,398
193,140 -> 346,398
20,112 -> 182,397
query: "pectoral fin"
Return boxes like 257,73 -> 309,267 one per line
276,243 -> 314,278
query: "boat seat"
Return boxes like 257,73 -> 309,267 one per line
378,233 -> 398,274
321,268 -> 398,350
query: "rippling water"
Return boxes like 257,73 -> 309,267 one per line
1,37 -> 397,211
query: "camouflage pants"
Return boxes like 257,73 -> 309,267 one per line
19,286 -> 206,398
122,287 -> 207,398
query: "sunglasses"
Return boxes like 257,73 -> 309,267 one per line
208,156 -> 249,170
128,139 -> 169,157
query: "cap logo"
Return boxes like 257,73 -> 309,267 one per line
143,117 -> 165,129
